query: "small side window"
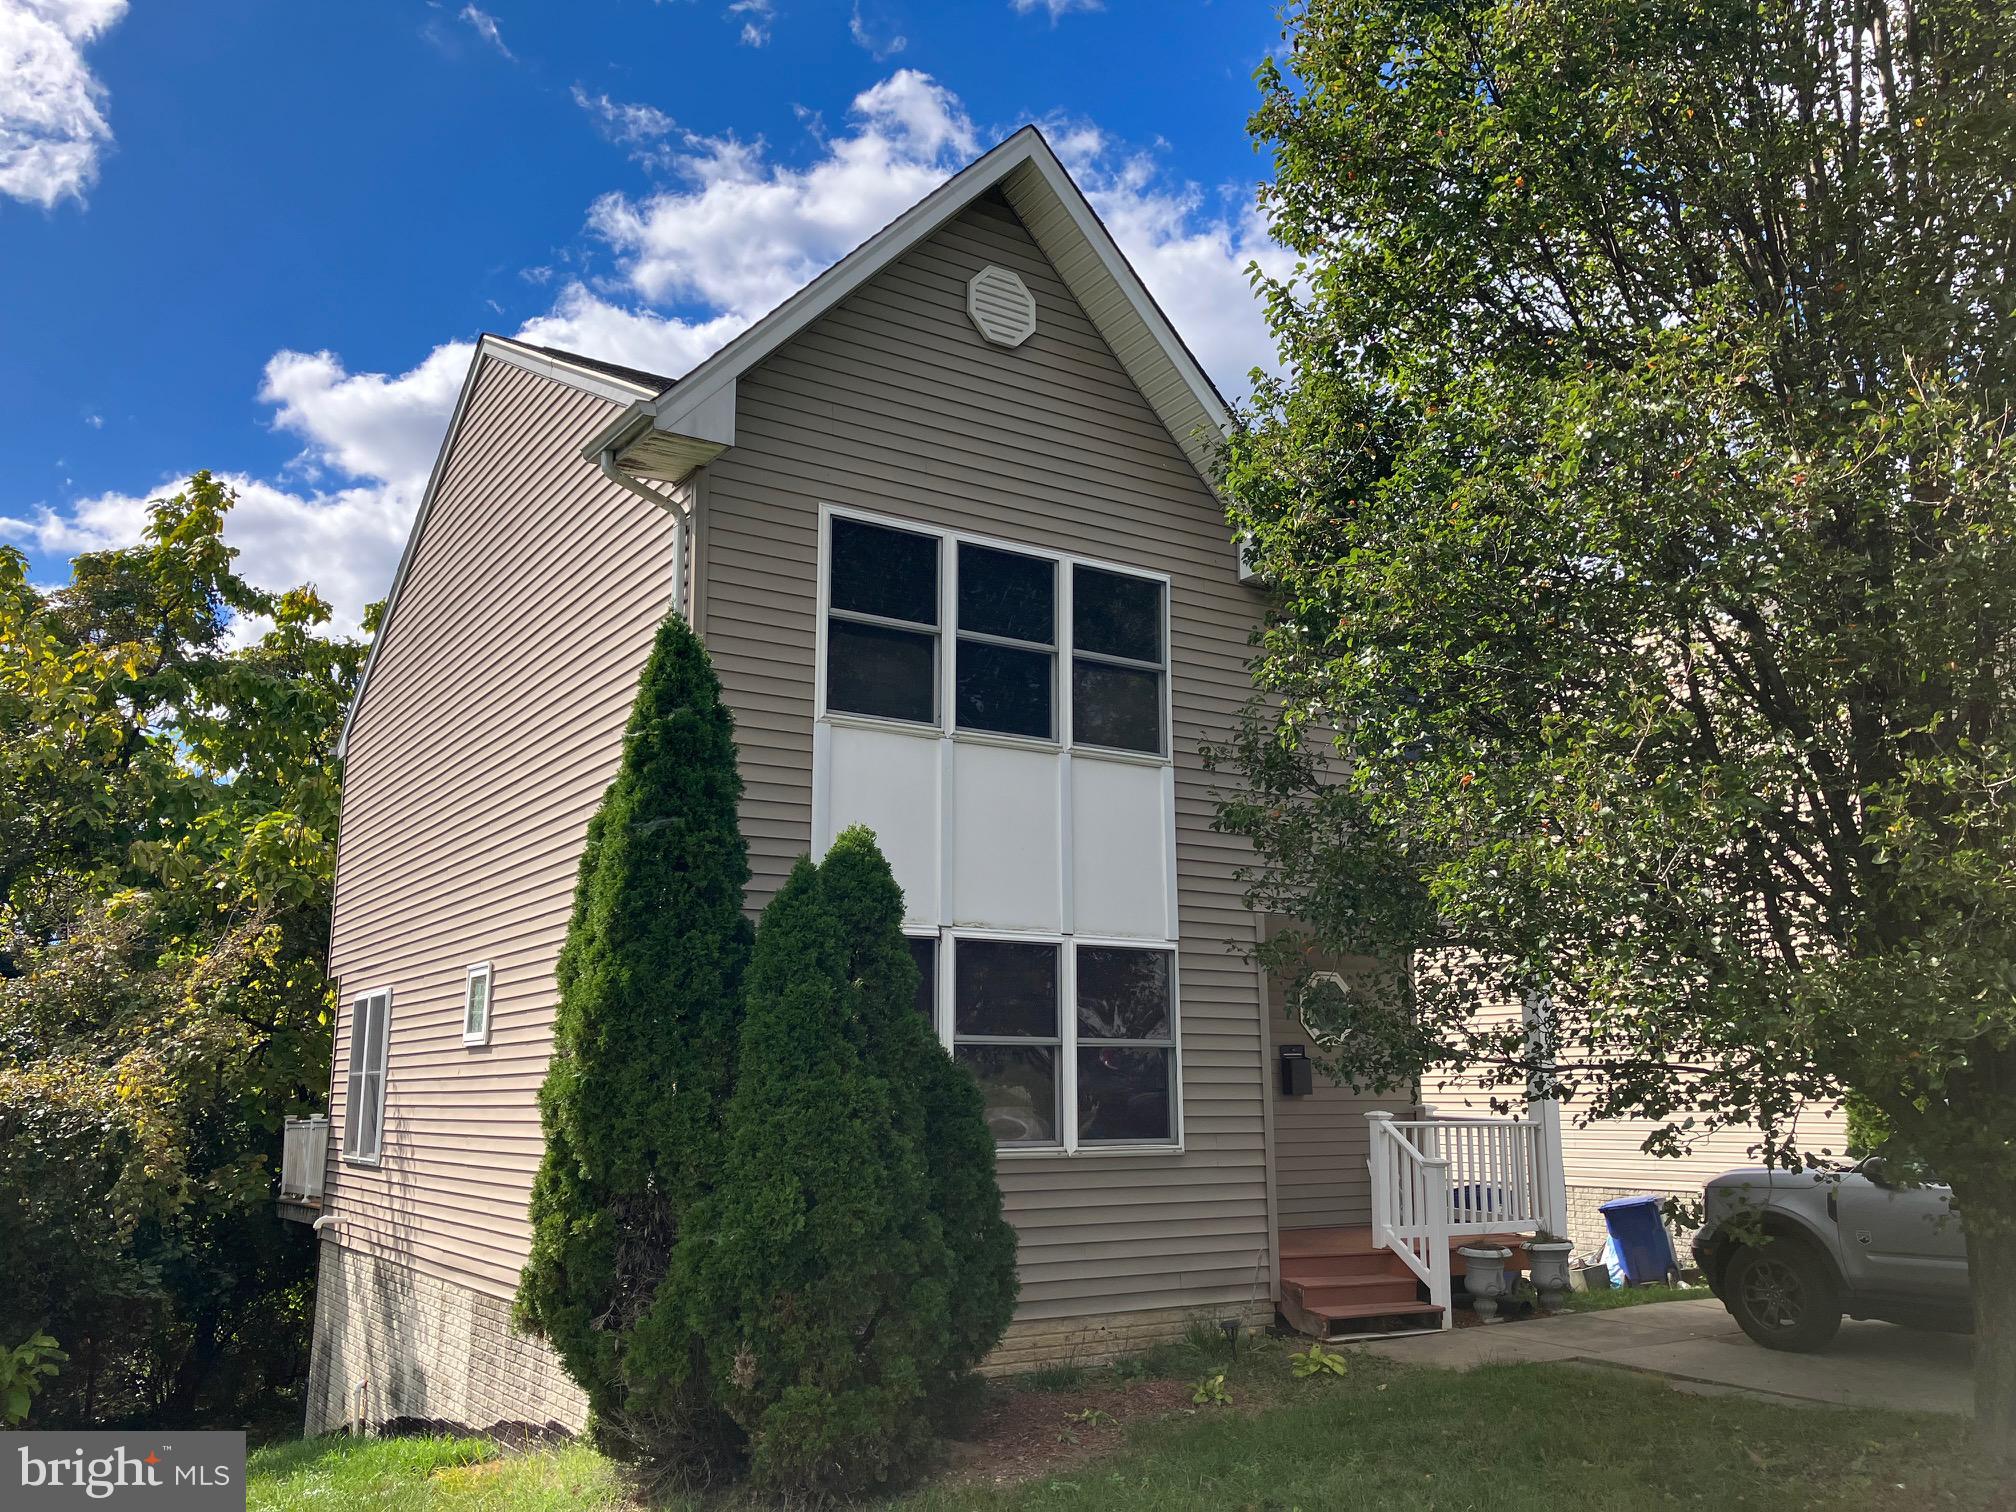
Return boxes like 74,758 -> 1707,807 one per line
343,989 -> 392,1163
462,962 -> 493,1047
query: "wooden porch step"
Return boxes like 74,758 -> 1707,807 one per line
1308,1299 -> 1445,1324
1281,1250 -> 1409,1282
1286,1275 -> 1422,1310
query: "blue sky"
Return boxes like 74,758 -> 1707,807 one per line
1,0 -> 1290,631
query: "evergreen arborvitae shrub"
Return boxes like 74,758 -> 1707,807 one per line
514,611 -> 752,1473
818,826 -> 1018,1385
679,853 -> 954,1498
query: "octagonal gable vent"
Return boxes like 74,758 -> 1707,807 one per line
967,265 -> 1037,348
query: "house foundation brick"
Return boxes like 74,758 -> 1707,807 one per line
1563,1182 -> 1705,1266
306,1239 -> 1271,1433
978,1301 -> 1276,1376
303,1239 -> 586,1438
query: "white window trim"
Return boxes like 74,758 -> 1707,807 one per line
342,987 -> 392,1167
462,961 -> 493,1047
815,502 -> 1173,763
923,926 -> 1184,1157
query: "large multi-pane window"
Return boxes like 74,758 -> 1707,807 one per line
822,512 -> 1166,756
938,936 -> 1177,1149
821,509 -> 1181,1151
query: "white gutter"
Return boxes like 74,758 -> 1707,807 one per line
598,445 -> 689,617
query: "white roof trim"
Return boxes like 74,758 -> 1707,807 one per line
585,124 -> 1234,488
334,336 -> 657,759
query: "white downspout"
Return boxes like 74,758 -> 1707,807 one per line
598,446 -> 689,617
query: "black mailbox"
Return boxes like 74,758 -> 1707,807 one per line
1279,1044 -> 1312,1096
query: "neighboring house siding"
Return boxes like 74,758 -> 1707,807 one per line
323,356 -> 678,1302
697,192 -> 1273,1322
1416,995 -> 1852,1230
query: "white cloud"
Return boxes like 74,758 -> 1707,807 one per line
588,70 -> 975,316
0,0 -> 128,209
1050,122 -> 1291,393
457,3 -> 513,58
1010,0 -> 1100,20
15,71 -> 1282,636
259,342 -> 475,488
1,474 -> 412,640
727,0 -> 773,46
571,85 -> 677,170
514,283 -> 748,379
849,1 -> 906,59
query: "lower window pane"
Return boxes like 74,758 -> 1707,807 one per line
828,619 -> 935,723
956,640 -> 1053,738
956,1044 -> 1058,1145
1072,659 -> 1162,753
1077,1047 -> 1172,1142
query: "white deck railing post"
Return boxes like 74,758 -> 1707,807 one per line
1522,987 -> 1570,1239
1367,1111 -> 1393,1241
1422,1155 -> 1453,1321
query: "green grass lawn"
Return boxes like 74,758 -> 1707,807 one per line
248,1344 -> 2007,1512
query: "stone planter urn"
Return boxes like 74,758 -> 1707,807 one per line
1525,1239 -> 1575,1314
1458,1244 -> 1515,1322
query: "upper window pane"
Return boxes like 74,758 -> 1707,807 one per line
827,620 -> 935,724
1071,660 -> 1163,754
959,544 -> 1055,645
956,641 -> 1053,739
1076,946 -> 1172,1041
1073,566 -> 1163,664
954,939 -> 1059,1038
831,517 -> 939,625
907,936 -> 937,1021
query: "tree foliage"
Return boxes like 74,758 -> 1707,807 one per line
1220,0 -> 2016,1444
514,611 -> 752,1471
818,828 -> 1019,1382
681,840 -> 957,1500
0,473 -> 368,1424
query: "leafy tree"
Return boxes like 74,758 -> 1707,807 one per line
680,850 -> 952,1499
818,827 -> 1018,1388
0,473 -> 367,1423
514,611 -> 752,1472
1220,0 -> 2016,1447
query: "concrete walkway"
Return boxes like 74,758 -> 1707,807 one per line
1358,1297 -> 1973,1416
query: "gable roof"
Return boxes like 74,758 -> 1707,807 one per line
584,124 -> 1234,490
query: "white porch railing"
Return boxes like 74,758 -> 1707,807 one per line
1366,1114 -> 1453,1324
1367,1110 -> 1566,1330
280,1115 -> 328,1202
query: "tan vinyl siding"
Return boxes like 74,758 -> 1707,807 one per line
698,191 -> 1273,1321
1266,961 -> 1415,1229
323,356 -> 678,1300
1416,995 -> 1852,1190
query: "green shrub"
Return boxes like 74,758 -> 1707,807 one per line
817,826 -> 1019,1381
680,845 -> 954,1498
514,612 -> 752,1473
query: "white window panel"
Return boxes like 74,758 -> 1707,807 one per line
1070,758 -> 1174,940
949,742 -> 1060,932
818,720 -> 942,928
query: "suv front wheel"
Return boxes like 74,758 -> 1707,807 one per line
1723,1239 -> 1843,1352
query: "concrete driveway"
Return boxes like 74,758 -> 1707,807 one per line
1358,1297 -> 1973,1416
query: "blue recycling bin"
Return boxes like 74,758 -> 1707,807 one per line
1597,1195 -> 1679,1284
